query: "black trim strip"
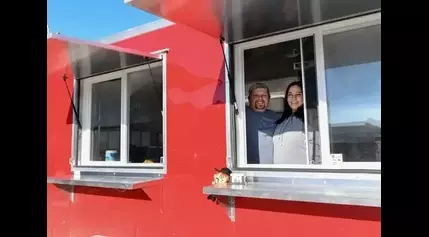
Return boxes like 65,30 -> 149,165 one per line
220,37 -> 238,115
63,72 -> 82,129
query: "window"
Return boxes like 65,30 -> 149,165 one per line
128,67 -> 163,163
323,24 -> 381,164
79,61 -> 166,170
90,78 -> 121,161
232,13 -> 380,170
237,35 -> 321,167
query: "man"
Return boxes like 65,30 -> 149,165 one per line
246,83 -> 279,164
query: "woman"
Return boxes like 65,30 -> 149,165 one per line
272,81 -> 319,164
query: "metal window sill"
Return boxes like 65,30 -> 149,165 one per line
203,182 -> 380,207
47,175 -> 163,190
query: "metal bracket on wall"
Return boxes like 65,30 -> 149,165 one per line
55,184 -> 75,203
228,196 -> 235,222
70,185 -> 75,203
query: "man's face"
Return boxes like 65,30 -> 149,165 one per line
249,88 -> 269,112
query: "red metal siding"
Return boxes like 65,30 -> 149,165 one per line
47,39 -> 74,237
129,0 -> 222,39
47,23 -> 380,237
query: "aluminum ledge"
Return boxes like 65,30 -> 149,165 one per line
47,175 -> 162,190
203,182 -> 380,207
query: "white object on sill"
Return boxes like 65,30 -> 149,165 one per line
230,172 -> 246,184
330,153 -> 343,165
73,171 -> 81,179
231,184 -> 244,190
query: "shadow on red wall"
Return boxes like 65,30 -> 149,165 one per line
236,197 -> 380,221
72,186 -> 153,201
212,64 -> 226,105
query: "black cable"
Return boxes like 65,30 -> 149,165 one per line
219,37 -> 239,115
62,71 -> 82,129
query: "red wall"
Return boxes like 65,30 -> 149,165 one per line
47,38 -> 74,237
47,23 -> 380,237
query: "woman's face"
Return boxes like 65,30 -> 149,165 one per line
286,85 -> 303,112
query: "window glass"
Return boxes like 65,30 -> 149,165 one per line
90,78 -> 121,161
324,24 -> 381,162
128,66 -> 163,163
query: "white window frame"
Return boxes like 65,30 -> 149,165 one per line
232,12 -> 381,171
76,56 -> 167,172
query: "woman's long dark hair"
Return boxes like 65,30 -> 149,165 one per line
275,81 -> 304,124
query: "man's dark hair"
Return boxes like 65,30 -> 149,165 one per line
248,82 -> 271,100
